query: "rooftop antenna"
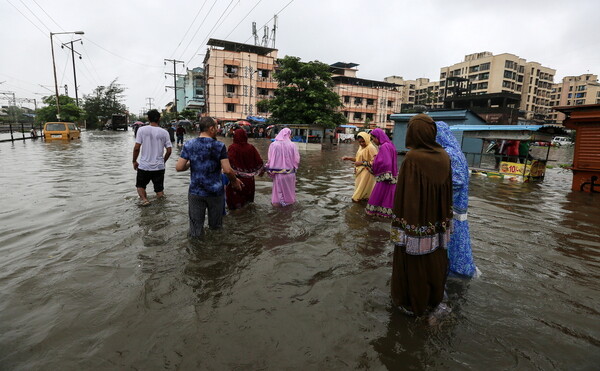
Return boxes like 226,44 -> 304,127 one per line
271,15 -> 277,48
252,22 -> 259,46
262,25 -> 269,47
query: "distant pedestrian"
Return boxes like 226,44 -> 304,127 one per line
266,128 -> 300,206
176,117 -> 242,237
132,109 -> 172,206
176,124 -> 186,146
390,113 -> 452,316
365,129 -> 397,218
167,122 -> 176,142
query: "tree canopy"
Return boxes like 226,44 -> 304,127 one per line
260,56 -> 346,129
82,80 -> 127,129
35,95 -> 85,123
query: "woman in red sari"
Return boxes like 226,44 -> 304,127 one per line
226,128 -> 264,210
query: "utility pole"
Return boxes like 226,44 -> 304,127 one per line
164,59 -> 185,119
146,97 -> 154,110
61,39 -> 83,107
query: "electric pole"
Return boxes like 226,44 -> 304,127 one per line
61,39 -> 83,106
164,59 -> 185,119
146,97 -> 154,110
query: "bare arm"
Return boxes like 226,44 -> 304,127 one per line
175,157 -> 189,172
132,143 -> 141,170
342,156 -> 356,161
164,147 -> 172,163
221,158 -> 243,190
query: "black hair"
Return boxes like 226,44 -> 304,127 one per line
198,117 -> 216,133
147,109 -> 160,123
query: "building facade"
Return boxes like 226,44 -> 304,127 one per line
549,74 -> 600,124
331,63 -> 402,129
176,67 -> 206,114
439,52 -> 555,122
384,76 -> 443,110
203,38 -> 278,122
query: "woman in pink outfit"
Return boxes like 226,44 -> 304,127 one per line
266,128 -> 300,206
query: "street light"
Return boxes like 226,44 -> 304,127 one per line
50,30 -> 84,121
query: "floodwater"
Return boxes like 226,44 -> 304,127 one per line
1,131 -> 598,370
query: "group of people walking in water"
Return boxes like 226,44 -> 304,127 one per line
134,110 -> 477,318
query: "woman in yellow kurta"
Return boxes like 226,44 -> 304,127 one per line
342,132 -> 378,202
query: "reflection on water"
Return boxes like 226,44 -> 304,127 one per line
0,131 -> 598,369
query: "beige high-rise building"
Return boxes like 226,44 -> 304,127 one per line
331,63 -> 402,129
549,74 -> 600,124
439,52 -> 555,122
384,76 -> 442,109
203,38 -> 278,121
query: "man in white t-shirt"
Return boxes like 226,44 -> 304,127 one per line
132,109 -> 172,205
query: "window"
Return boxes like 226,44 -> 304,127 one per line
568,93 -> 572,98
575,99 -> 585,105
354,97 -> 363,105
249,104 -> 253,115
258,69 -> 269,78
243,85 -> 248,97
366,113 -> 374,121
575,92 -> 586,98
577,85 -> 587,91
224,65 -> 237,75
480,63 -> 490,71
479,72 -> 489,80
469,65 -> 480,73
440,72 -> 446,79
366,98 -> 375,106
387,100 -> 393,107
354,112 -> 362,120
226,85 -> 235,93
479,82 -> 488,90
505,60 -> 514,69
226,103 -> 235,112
257,88 -> 269,96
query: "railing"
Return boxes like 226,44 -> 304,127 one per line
0,123 -> 43,143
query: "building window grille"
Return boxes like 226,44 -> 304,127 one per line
226,103 -> 235,112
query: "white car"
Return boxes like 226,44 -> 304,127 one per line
551,136 -> 573,146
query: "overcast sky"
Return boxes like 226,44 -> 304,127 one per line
1,0 -> 598,115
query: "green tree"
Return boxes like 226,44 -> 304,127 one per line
35,95 -> 85,123
179,108 -> 198,121
261,56 -> 346,129
82,80 -> 127,129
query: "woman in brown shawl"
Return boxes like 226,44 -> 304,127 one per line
226,128 -> 264,210
390,114 -> 453,316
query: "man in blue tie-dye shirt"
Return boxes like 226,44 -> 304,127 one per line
176,117 -> 242,237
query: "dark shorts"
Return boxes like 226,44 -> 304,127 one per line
136,169 -> 165,193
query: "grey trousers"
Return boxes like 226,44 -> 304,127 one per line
188,193 -> 225,237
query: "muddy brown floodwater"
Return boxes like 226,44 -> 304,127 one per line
1,131 -> 598,370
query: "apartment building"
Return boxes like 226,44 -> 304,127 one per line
549,74 -> 600,124
176,67 -> 205,113
331,63 -> 402,129
439,52 -> 556,122
383,76 -> 442,109
203,38 -> 278,121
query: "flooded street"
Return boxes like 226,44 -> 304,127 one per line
1,131 -> 598,370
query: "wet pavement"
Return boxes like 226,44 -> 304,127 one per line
0,131 -> 598,370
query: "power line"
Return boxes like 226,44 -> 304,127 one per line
17,0 -> 52,33
178,0 -> 220,61
31,0 -> 64,31
83,37 -> 163,69
224,0 -> 264,40
5,0 -> 47,36
169,0 -> 210,58
186,0 -> 237,65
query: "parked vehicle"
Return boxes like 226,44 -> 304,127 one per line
551,136 -> 573,146
43,122 -> 80,141
109,114 -> 128,130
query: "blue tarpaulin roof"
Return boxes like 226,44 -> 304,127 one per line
450,125 -> 543,131
339,124 -> 358,128
246,116 -> 266,123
